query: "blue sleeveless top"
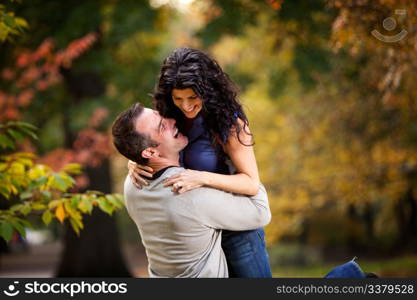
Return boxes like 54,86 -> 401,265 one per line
179,115 -> 231,175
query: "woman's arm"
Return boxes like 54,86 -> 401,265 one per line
164,119 -> 260,196
205,118 -> 260,195
127,160 -> 154,189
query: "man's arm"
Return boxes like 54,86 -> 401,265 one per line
187,184 -> 271,231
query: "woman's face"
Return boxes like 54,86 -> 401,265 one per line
171,88 -> 203,119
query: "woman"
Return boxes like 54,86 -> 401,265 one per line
129,47 -> 271,277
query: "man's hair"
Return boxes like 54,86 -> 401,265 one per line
112,103 -> 158,165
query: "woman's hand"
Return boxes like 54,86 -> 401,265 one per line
163,170 -> 207,194
127,160 -> 154,189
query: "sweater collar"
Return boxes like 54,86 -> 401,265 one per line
146,166 -> 177,181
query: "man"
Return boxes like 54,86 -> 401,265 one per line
111,103 -> 271,278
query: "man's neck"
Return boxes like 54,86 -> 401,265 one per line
149,156 -> 180,173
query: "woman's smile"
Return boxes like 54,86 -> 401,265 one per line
172,88 -> 203,119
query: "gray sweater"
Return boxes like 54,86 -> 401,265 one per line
124,166 -> 271,278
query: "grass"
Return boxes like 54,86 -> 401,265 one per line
272,255 -> 417,278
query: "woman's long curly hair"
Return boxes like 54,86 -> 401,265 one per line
153,47 -> 253,149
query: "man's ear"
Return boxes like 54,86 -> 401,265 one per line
141,147 -> 159,159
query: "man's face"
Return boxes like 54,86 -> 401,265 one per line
135,108 -> 188,159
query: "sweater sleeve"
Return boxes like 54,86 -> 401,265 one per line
188,184 -> 271,231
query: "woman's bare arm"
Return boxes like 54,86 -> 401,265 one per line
165,119 -> 260,196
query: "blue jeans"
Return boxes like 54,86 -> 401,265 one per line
221,228 -> 272,278
325,259 -> 367,278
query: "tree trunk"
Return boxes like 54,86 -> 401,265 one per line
395,187 -> 417,251
55,159 -> 131,277
56,68 -> 131,277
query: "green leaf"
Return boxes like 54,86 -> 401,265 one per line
0,134 -> 15,149
97,197 -> 114,215
11,161 -> 25,173
53,174 -> 67,191
60,174 -> 75,188
0,185 -> 10,198
106,194 -> 124,209
10,203 -> 24,212
20,203 -> 31,215
34,176 -> 48,187
18,219 -> 32,228
3,15 -> 16,27
69,218 -> 81,236
62,163 -> 82,175
42,210 -> 52,225
12,221 -> 26,237
78,197 -> 93,214
70,194 -> 81,207
64,201 -> 75,216
20,191 -> 33,200
14,121 -> 37,130
13,152 -> 36,159
0,222 -> 14,242
31,203 -> 46,210
14,17 -> 28,29
40,190 -> 52,199
7,128 -> 24,141
16,126 -> 38,140
114,194 -> 124,202
48,199 -> 61,209
86,190 -> 104,196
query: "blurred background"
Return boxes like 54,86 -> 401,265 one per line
0,0 -> 416,277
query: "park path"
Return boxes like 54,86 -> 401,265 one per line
0,242 -> 149,278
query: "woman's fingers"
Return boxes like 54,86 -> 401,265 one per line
177,184 -> 199,194
177,186 -> 189,194
164,171 -> 202,192
135,168 -> 153,178
135,172 -> 149,185
132,180 -> 143,189
127,161 -> 153,189
163,175 -> 181,187
127,160 -> 136,169
129,172 -> 149,190
129,170 -> 142,189
136,164 -> 154,173
171,182 -> 179,192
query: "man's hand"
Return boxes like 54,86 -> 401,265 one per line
127,160 -> 154,189
163,169 -> 207,194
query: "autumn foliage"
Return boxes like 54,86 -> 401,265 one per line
0,28 -> 120,241
0,32 -> 99,121
202,0 -> 417,252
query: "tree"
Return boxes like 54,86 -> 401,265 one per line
193,0 -> 417,253
0,0 -> 182,276
0,120 -> 124,242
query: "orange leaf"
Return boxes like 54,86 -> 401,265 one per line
55,203 -> 66,223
